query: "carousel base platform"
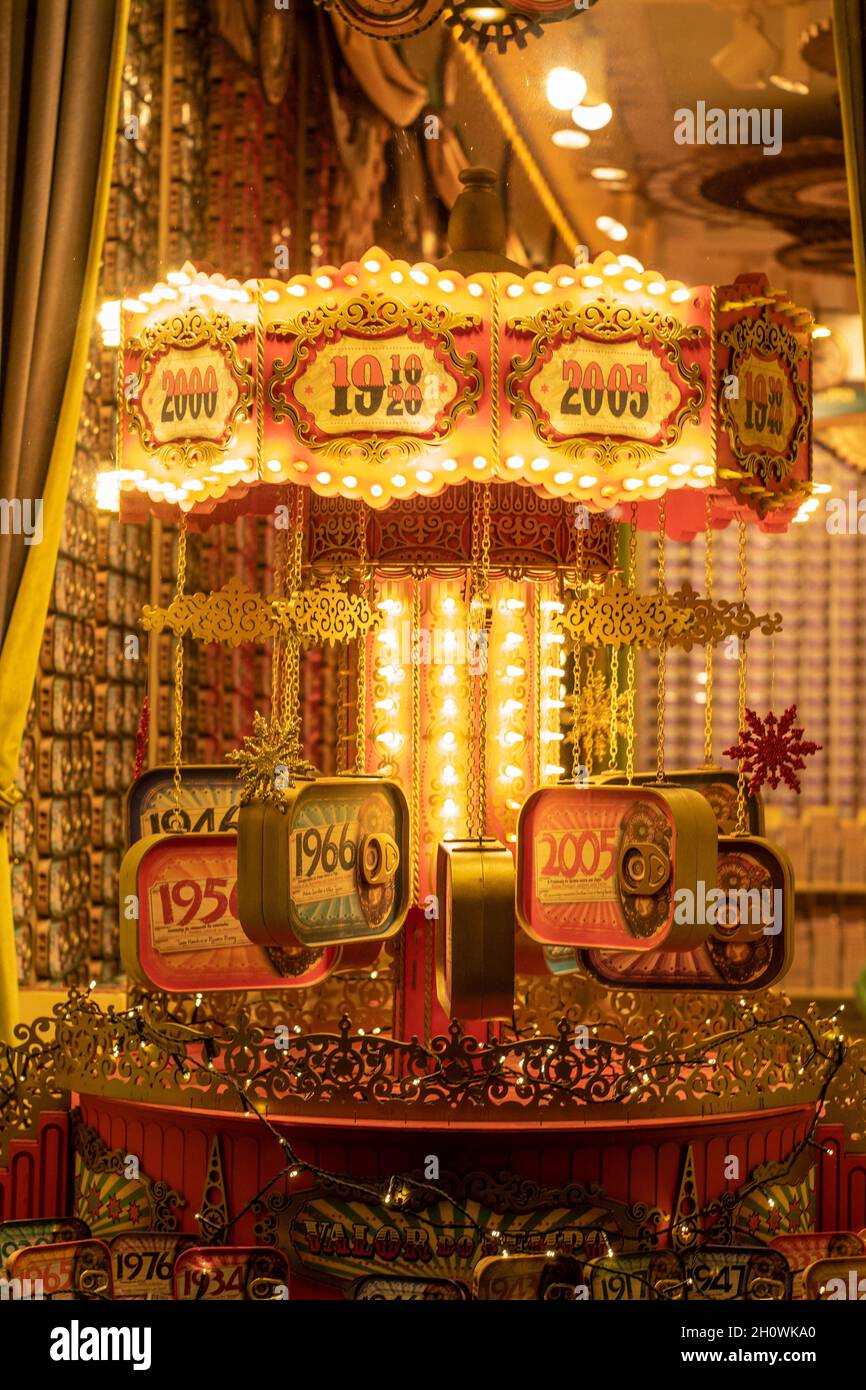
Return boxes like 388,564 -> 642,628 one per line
70,1093 -> 817,1298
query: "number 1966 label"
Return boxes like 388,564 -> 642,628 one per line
291,819 -> 357,905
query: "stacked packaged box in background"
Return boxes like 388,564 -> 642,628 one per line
769,806 -> 866,994
10,700 -> 38,985
29,428 -> 99,985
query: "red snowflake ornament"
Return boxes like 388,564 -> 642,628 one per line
723,704 -> 821,796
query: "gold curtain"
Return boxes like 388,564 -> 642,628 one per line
0,0 -> 129,1039
834,0 -> 866,361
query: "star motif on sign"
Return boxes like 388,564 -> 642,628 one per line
723,704 -> 821,796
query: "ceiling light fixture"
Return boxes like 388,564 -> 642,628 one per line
571,101 -> 613,132
552,129 -> 591,149
591,166 -> 628,183
546,67 -> 588,111
596,215 -> 628,242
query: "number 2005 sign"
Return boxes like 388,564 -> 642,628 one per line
516,784 -> 717,953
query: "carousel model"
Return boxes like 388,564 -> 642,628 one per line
2,167 -> 864,1307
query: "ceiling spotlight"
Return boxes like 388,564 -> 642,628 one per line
546,67 -> 588,112
596,215 -> 628,242
571,102 -> 613,132
552,129 -> 591,149
711,15 -> 779,90
591,166 -> 628,182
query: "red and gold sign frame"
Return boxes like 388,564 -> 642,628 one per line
112,255 -> 813,538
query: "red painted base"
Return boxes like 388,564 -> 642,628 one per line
74,1093 -> 816,1297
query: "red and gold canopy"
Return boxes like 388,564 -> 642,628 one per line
110,246 -> 813,539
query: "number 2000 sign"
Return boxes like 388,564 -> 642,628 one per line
160,365 -> 218,423
330,353 -> 424,419
560,360 -> 649,419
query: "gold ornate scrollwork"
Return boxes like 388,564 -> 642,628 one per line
558,579 -> 783,652
557,579 -> 697,649
141,575 -> 383,650
125,309 -> 254,466
506,300 -> 706,468
667,582 -> 783,651
273,573 -> 383,648
268,294 -> 483,465
140,576 -> 277,647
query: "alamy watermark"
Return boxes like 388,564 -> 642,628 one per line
0,1275 -> 44,1300
674,101 -> 782,157
673,881 -> 782,936
0,497 -> 42,545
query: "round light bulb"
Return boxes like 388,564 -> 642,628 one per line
546,67 -> 588,112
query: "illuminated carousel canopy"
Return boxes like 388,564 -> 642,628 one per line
106,168 -> 814,539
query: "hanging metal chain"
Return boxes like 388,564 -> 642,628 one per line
468,480 -> 492,835
656,496 -> 667,784
625,502 -> 638,785
280,485 -> 305,775
271,495 -> 289,728
736,520 -> 749,835
571,517 -> 585,782
169,511 -> 188,830
584,645 -> 597,779
703,493 -> 714,766
354,500 -> 369,775
608,644 -> 619,769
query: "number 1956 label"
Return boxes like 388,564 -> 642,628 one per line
149,875 -> 248,953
